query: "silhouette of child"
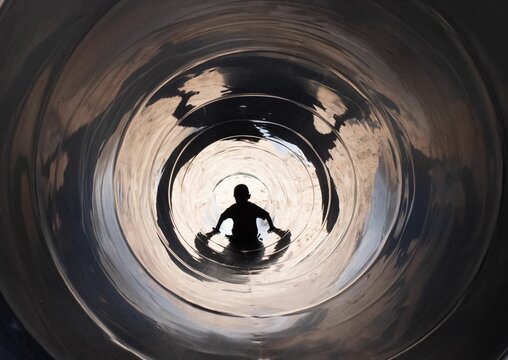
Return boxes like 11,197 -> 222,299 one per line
213,184 -> 275,247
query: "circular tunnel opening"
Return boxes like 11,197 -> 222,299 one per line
110,52 -> 403,316
1,1 -> 505,359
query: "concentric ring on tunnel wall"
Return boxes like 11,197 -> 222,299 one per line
0,1 -> 504,359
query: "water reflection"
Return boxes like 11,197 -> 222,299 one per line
195,228 -> 291,270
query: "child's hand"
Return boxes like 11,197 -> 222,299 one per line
205,228 -> 220,238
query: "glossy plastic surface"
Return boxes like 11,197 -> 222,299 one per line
0,1 -> 507,359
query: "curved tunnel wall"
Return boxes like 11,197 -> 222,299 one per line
1,1 -> 507,359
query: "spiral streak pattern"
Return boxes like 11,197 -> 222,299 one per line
0,1 -> 506,359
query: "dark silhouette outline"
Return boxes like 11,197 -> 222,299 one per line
210,184 -> 276,250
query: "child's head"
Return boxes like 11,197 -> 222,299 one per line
234,184 -> 250,202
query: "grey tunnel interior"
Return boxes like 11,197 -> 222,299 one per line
1,1 -> 508,359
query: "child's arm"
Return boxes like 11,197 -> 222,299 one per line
266,214 -> 276,232
213,210 -> 229,233
259,207 -> 276,232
